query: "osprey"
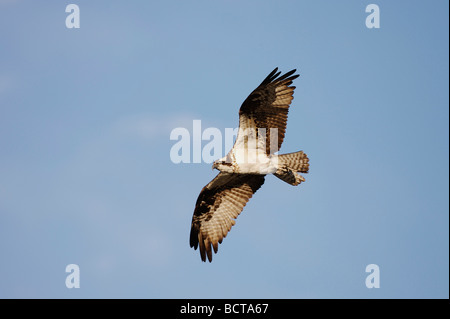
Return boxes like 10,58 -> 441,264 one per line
190,68 -> 309,262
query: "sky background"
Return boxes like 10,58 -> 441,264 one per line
0,0 -> 448,298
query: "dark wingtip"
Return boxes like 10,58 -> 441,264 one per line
267,67 -> 279,79
189,225 -> 199,249
276,69 -> 299,83
259,68 -> 300,87
260,67 -> 280,86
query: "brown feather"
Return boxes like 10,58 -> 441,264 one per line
190,173 -> 265,262
238,68 -> 300,154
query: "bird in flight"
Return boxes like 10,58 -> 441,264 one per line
190,68 -> 309,262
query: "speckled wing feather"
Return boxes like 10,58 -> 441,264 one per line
237,68 -> 299,155
190,173 -> 265,262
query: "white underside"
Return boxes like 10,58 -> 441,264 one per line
232,148 -> 278,174
216,148 -> 279,175
216,121 -> 280,174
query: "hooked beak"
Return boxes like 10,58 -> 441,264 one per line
212,162 -> 217,170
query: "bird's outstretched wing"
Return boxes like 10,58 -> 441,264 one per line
190,173 -> 265,262
236,68 -> 299,155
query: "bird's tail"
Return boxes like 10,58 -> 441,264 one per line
273,151 -> 309,186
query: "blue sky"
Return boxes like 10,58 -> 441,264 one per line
0,0 -> 448,298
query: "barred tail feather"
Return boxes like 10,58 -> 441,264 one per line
274,151 -> 309,186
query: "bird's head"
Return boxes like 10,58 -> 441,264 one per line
212,157 -> 233,172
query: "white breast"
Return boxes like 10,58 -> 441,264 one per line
230,148 -> 278,174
